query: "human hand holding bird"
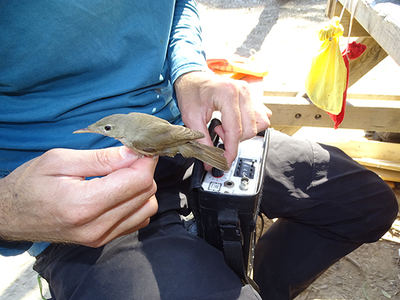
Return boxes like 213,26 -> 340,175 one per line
74,112 -> 229,171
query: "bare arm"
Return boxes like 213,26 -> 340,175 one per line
0,146 -> 158,247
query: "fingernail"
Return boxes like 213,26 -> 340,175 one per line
119,146 -> 139,160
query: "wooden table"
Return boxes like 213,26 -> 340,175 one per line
261,0 -> 400,181
263,0 -> 400,133
326,0 -> 400,85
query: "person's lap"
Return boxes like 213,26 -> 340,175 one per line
34,130 -> 398,299
261,129 -> 397,243
34,212 -> 261,300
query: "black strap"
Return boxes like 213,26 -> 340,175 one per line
217,209 -> 260,292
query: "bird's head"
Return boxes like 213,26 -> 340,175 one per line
73,114 -> 126,139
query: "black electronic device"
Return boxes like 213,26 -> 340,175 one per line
190,119 -> 269,289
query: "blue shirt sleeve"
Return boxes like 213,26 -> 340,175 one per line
168,0 -> 209,84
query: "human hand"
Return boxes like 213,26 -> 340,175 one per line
174,71 -> 271,168
0,146 -> 158,247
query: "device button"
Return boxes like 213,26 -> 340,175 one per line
212,167 -> 224,178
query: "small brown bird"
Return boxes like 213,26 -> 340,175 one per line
74,112 -> 229,171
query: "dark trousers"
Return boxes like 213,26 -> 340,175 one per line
33,130 -> 398,299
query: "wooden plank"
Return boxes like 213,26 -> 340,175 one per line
382,218 -> 400,242
338,0 -> 400,65
326,0 -> 337,18
326,0 -> 370,37
363,165 -> 400,182
263,95 -> 400,132
320,139 -> 400,162
263,91 -> 299,97
348,37 -> 388,87
264,90 -> 400,101
344,93 -> 400,100
355,158 -> 400,171
271,126 -> 302,136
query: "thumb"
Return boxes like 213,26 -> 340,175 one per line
42,146 -> 140,177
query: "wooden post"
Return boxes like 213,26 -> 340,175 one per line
348,37 -> 388,87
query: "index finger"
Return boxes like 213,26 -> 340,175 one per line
215,97 -> 242,165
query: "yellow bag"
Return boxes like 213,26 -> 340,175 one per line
305,17 -> 347,115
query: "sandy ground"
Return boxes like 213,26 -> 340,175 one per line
1,0 -> 399,299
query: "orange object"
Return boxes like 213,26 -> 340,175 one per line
207,56 -> 268,80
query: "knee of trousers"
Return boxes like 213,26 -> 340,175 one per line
260,172 -> 398,244
355,178 -> 398,243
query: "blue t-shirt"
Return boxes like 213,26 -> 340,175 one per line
0,0 -> 208,256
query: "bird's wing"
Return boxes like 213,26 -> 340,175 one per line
166,124 -> 204,143
147,124 -> 204,148
125,113 -> 204,153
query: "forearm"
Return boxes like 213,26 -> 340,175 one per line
0,171 -> 40,242
0,147 -> 158,250
0,176 -> 34,255
0,176 -> 14,240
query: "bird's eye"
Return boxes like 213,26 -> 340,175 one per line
104,125 -> 112,131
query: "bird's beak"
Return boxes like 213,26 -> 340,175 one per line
73,128 -> 93,134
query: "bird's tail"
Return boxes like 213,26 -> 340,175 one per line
179,142 -> 229,171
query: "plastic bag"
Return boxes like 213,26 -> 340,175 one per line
305,17 -> 347,115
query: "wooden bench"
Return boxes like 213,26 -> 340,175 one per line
261,0 -> 400,182
262,0 -> 400,134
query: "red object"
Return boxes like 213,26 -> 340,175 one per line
328,41 -> 366,128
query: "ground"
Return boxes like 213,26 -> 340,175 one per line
1,0 -> 400,299
299,236 -> 400,299
260,194 -> 400,300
